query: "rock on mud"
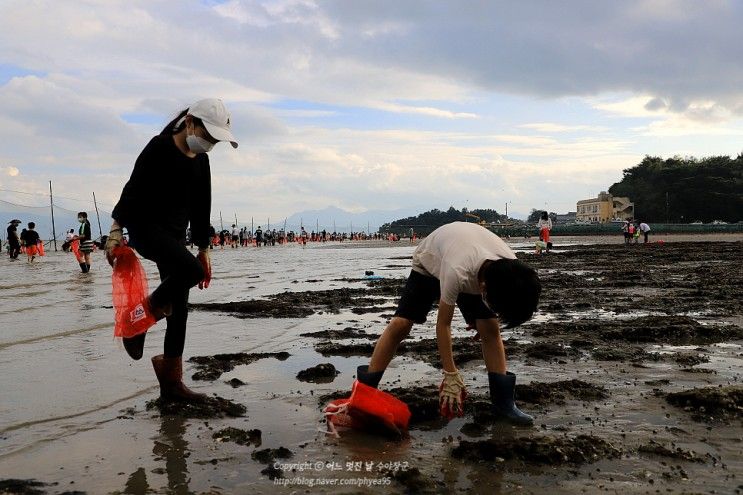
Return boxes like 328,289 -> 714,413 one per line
296,363 -> 340,383
451,434 -> 620,466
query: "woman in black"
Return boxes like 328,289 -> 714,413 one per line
106,98 -> 238,402
76,212 -> 94,272
7,220 -> 21,260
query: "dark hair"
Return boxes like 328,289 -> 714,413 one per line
160,108 -> 204,136
483,259 -> 541,328
77,212 -> 88,219
28,222 -> 35,229
540,211 -> 548,220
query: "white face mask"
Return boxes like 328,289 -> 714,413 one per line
186,126 -> 215,154
78,217 -> 85,223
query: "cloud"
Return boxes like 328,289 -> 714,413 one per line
0,0 -> 741,223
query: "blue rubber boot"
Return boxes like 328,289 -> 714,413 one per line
488,371 -> 534,426
357,365 -> 384,388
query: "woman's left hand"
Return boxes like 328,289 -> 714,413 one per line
197,249 -> 212,289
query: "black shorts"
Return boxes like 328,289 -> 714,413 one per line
393,270 -> 496,326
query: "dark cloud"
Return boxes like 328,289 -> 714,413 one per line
315,0 -> 743,114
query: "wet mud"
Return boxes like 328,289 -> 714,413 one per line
190,278 -> 404,319
188,351 -> 291,381
145,395 -> 247,419
11,240 -> 738,493
212,427 -> 262,447
665,385 -> 743,422
451,434 -> 621,466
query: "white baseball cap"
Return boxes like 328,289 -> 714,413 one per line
188,98 -> 238,148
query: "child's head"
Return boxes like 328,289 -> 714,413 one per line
77,212 -> 88,222
540,211 -> 548,220
28,222 -> 35,229
482,259 -> 541,328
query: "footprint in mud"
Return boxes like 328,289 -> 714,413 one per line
296,363 -> 340,383
145,396 -> 247,419
451,434 -> 621,466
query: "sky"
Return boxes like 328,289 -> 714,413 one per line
0,0 -> 742,223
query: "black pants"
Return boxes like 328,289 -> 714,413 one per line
129,228 -> 204,358
8,241 -> 20,259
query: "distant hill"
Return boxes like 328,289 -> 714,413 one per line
283,205 -> 421,233
380,206 -> 506,235
608,155 -> 743,223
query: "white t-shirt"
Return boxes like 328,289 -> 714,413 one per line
639,223 -> 650,232
537,218 -> 552,230
412,222 -> 516,305
232,228 -> 239,236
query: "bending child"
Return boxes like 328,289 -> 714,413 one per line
357,221 -> 541,425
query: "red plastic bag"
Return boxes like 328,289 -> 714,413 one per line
111,245 -> 157,338
70,239 -> 81,260
323,380 -> 411,438
37,241 -> 45,257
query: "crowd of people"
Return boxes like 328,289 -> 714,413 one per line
621,219 -> 651,244
4,212 -> 97,271
187,224 -> 399,249
4,219 -> 43,263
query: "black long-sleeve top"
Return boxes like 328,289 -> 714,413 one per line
112,134 -> 211,249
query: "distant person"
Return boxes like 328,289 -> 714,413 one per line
627,220 -> 636,245
6,219 -> 21,260
76,212 -> 94,273
621,220 -> 630,245
354,222 -> 541,425
19,227 -> 27,253
255,226 -> 263,246
208,224 -> 216,249
537,211 -> 552,246
231,224 -> 239,248
24,222 -> 40,263
639,221 -> 651,243
105,98 -> 238,402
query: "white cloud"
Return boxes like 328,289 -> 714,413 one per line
0,0 -> 741,222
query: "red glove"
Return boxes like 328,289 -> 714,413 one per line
439,370 -> 467,419
197,249 -> 211,289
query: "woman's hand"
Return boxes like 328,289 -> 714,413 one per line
439,370 -> 466,419
197,248 -> 211,289
105,223 -> 124,267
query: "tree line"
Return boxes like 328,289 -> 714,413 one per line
379,207 -> 506,235
608,154 -> 742,223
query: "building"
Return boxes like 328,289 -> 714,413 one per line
576,192 -> 634,223
555,212 -> 576,224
